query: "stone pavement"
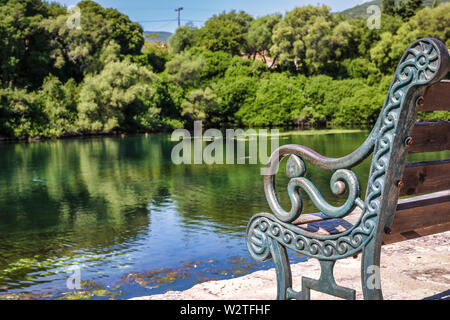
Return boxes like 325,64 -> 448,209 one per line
132,231 -> 450,300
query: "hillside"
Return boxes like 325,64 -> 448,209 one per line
342,0 -> 448,18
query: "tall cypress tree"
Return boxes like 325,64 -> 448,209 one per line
433,0 -> 438,8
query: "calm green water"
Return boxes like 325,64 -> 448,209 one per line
0,129 -> 447,299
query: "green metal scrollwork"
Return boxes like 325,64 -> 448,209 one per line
276,155 -> 364,222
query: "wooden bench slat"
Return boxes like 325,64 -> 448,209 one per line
295,208 -> 362,235
292,212 -> 329,225
419,80 -> 450,111
390,190 -> 450,234
384,191 -> 450,244
400,159 -> 450,197
408,121 -> 450,154
295,191 -> 450,242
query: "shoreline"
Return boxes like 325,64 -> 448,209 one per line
0,130 -> 169,144
132,231 -> 450,300
0,126 -> 370,144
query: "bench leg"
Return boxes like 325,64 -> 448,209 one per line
299,260 -> 356,300
268,238 -> 292,300
361,237 -> 383,300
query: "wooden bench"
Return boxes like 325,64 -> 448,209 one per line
246,38 -> 450,300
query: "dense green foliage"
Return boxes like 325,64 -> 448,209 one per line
344,0 -> 449,18
0,0 -> 448,139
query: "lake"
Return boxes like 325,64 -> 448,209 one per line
0,129 -> 447,299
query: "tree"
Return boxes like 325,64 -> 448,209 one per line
181,87 -> 220,123
149,75 -> 183,121
168,23 -> 199,54
433,0 -> 438,8
334,85 -> 386,125
328,20 -> 365,66
0,86 -> 46,137
271,5 -> 333,75
40,6 -> 114,82
40,75 -> 78,136
370,32 -> 396,74
293,106 -> 326,126
129,41 -> 169,73
343,57 -> 382,85
41,0 -> 144,82
198,10 -> 253,55
223,57 -> 267,79
371,3 -> 450,74
213,73 -> 258,126
102,7 -> 144,55
0,0 -> 55,88
77,60 -> 157,132
189,48 -> 234,80
165,51 -> 205,86
394,2 -> 450,48
77,0 -> 144,55
348,13 -> 402,61
246,14 -> 281,65
236,73 -> 305,127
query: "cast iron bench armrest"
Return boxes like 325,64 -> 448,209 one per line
246,37 -> 450,300
264,121 -> 380,171
261,128 -> 380,223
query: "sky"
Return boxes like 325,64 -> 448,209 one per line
55,0 -> 370,33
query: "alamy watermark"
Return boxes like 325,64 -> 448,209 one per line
367,5 -> 381,30
366,265 -> 382,290
66,265 -> 81,290
171,121 -> 280,175
66,5 -> 82,30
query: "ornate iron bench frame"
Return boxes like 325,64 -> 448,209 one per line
246,38 -> 450,300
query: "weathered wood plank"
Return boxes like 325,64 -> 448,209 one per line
408,121 -> 450,154
295,208 -> 362,235
384,191 -> 450,244
390,190 -> 450,233
397,189 -> 450,210
295,192 -> 450,243
292,212 -> 329,225
419,80 -> 450,111
400,159 -> 450,196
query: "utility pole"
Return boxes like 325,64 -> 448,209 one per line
175,7 -> 184,27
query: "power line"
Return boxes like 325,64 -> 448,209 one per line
138,19 -> 177,23
138,18 -> 206,24
181,19 -> 206,23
